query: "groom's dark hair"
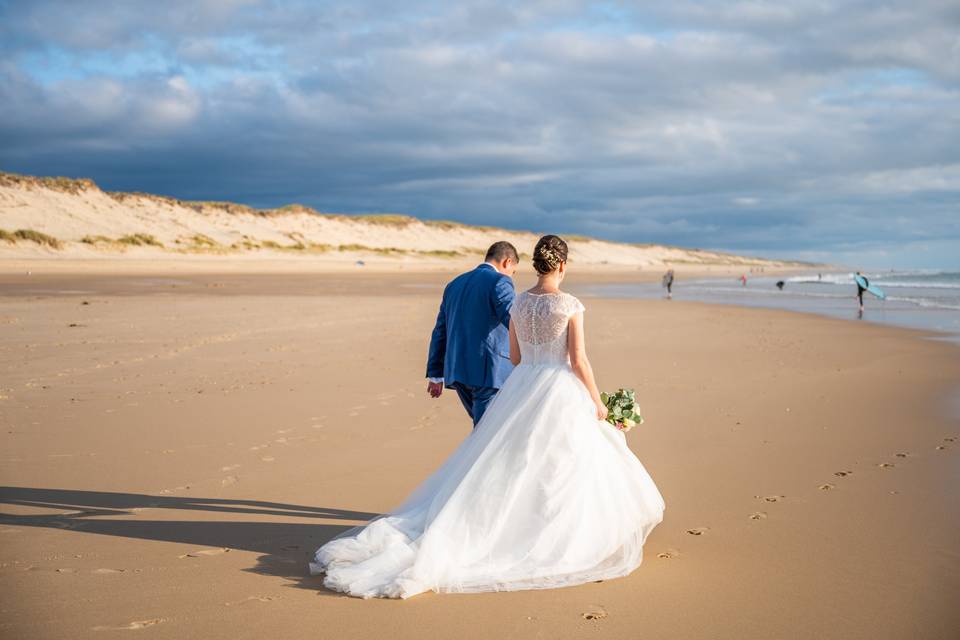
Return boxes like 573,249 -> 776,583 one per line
485,241 -> 519,264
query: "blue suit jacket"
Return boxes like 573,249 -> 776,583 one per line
426,264 -> 515,390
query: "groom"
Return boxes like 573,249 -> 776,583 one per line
426,241 -> 519,427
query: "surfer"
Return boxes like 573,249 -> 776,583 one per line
776,280 -> 785,290
855,271 -> 868,312
662,269 -> 675,299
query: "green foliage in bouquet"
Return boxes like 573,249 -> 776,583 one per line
600,388 -> 643,432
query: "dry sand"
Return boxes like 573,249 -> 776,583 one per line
1,269 -> 958,640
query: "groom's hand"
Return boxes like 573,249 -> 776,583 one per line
427,381 -> 444,398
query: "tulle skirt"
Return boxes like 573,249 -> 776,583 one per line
309,363 -> 665,598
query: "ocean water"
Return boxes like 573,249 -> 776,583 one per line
581,270 -> 960,343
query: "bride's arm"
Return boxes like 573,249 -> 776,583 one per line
509,319 -> 521,366
568,312 -> 608,420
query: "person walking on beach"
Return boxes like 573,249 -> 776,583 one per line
662,269 -> 674,299
425,241 -> 518,427
310,235 -> 664,599
740,273 -> 748,287
855,270 -> 869,313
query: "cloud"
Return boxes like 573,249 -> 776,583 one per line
0,0 -> 958,268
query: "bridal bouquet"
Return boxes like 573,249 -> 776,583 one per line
601,388 -> 643,432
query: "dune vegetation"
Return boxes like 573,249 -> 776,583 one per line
0,228 -> 63,249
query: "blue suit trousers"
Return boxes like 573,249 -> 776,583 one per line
450,383 -> 499,428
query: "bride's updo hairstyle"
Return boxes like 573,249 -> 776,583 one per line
532,235 -> 569,275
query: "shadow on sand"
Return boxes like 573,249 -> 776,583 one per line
0,486 -> 381,594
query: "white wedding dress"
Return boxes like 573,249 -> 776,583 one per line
310,291 -> 665,598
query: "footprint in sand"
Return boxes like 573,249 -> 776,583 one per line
749,512 -> 768,520
93,619 -> 164,631
348,405 -> 367,417
895,452 -> 910,458
179,548 -> 230,559
221,475 -> 238,486
157,485 -> 191,494
936,445 -> 948,451
945,437 -> 956,443
581,606 -> 608,621
834,471 -> 853,477
757,495 -> 785,503
411,415 -> 434,431
657,548 -> 681,559
260,456 -> 275,462
877,463 -> 895,469
221,464 -> 240,472
686,527 -> 710,536
819,483 -> 836,491
92,568 -> 125,574
225,595 -> 278,606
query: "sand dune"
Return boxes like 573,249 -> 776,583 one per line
0,171 -> 813,271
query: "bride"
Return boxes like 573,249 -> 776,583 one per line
309,234 -> 665,598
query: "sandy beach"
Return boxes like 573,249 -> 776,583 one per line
1,268 -> 959,640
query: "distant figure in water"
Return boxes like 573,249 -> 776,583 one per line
662,269 -> 675,299
855,270 -> 869,314
775,280 -> 785,290
740,274 -> 747,287
818,273 -> 822,281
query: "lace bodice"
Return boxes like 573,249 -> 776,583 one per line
510,291 -> 585,366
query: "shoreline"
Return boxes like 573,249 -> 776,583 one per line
577,271 -> 960,346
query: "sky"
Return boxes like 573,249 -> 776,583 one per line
1,0 -> 958,269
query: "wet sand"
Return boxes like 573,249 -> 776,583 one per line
1,270 -> 958,639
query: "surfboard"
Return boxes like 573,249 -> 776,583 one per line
854,274 -> 886,300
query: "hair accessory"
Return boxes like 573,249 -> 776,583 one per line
537,245 -> 562,267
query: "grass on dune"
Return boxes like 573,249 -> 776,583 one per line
183,233 -> 219,248
254,238 -> 332,252
0,228 -> 63,248
417,249 -> 463,257
0,171 -> 96,194
117,233 -> 163,247
81,235 -> 114,245
351,214 -> 418,227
